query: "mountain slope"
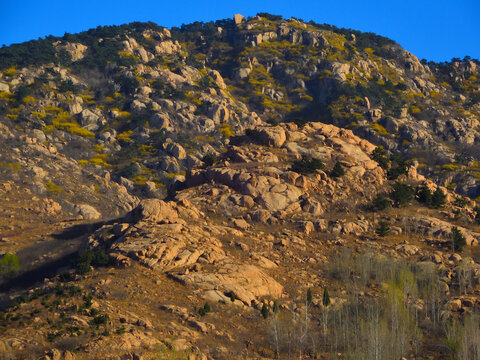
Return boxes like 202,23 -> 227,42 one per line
0,13 -> 480,360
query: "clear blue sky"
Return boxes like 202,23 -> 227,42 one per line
0,0 -> 478,62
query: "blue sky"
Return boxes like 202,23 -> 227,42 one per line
0,0 -> 478,62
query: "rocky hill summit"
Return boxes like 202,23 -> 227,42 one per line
0,13 -> 480,360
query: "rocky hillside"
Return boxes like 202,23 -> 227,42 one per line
0,13 -> 480,360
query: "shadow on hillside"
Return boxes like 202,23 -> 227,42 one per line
51,221 -> 104,241
0,220 -> 110,308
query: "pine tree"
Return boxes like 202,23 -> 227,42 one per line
389,182 -> 414,207
203,302 -> 211,313
261,303 -> 269,319
306,288 -> 313,305
431,188 -> 446,208
321,288 -> 331,341
372,193 -> 391,211
273,301 -> 279,314
330,161 -> 345,178
322,288 -> 331,307
376,221 -> 390,237
417,184 -> 432,205
451,226 -> 466,252
372,146 -> 389,169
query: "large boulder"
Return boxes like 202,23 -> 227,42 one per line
258,186 -> 302,212
234,14 -> 245,25
209,104 -> 230,123
172,262 -> 283,306
79,109 -> 99,126
31,129 -> 46,143
55,42 -> 88,61
248,126 -> 287,147
150,113 -> 171,130
68,101 -> 83,115
235,67 -> 252,80
0,82 -> 9,92
130,199 -> 178,223
74,204 -> 101,220
208,70 -> 227,90
155,40 -> 181,55
165,142 -> 187,159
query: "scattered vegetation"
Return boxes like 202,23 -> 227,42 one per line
291,155 -> 324,174
330,161 -> 345,178
0,253 -> 20,278
73,248 -> 109,275
389,182 -> 414,207
198,302 -> 211,316
202,152 -> 217,167
451,226 -> 466,252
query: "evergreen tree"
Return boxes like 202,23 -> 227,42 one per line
372,193 -> 391,211
291,155 -> 324,174
431,188 -> 446,208
417,184 -> 433,205
322,288 -> 331,307
273,301 -> 279,314
202,152 -> 217,167
451,226 -> 466,252
387,154 -> 408,180
306,288 -> 313,305
203,302 -> 211,313
389,182 -> 414,207
372,146 -> 389,170
330,161 -> 345,178
261,303 -> 269,319
376,221 -> 390,237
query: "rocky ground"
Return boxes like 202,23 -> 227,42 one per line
1,120 -> 480,359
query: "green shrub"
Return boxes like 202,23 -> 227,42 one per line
92,314 -> 109,326
306,288 -> 313,305
453,197 -> 467,207
387,154 -> 408,180
0,252 -> 20,278
389,182 -> 414,207
73,248 -> 109,275
120,163 -> 141,179
372,193 -> 391,211
47,331 -> 63,342
291,155 -> 324,174
372,146 -> 389,170
84,294 -> 93,308
185,53 -> 204,69
202,152 -> 217,167
58,79 -> 78,93
117,75 -> 139,96
330,161 -> 345,178
273,301 -> 279,313
203,302 -> 211,313
431,188 -> 446,209
416,184 -> 432,205
198,302 -> 211,316
257,12 -> 283,21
